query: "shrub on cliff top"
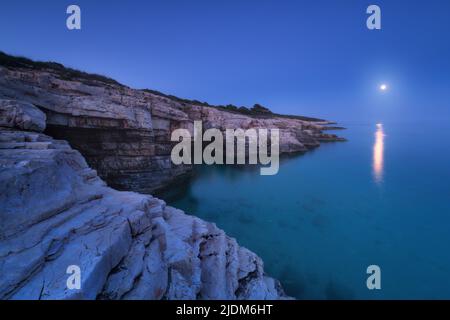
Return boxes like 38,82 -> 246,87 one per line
0,51 -> 122,87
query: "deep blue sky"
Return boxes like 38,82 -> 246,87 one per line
1,0 -> 449,122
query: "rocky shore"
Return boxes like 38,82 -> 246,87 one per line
0,53 -> 344,300
0,52 -> 344,193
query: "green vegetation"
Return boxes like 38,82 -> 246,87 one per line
0,51 -> 122,87
143,89 -> 324,121
142,88 -> 212,107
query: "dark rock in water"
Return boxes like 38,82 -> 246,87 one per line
302,203 -> 317,214
238,212 -> 254,225
325,280 -> 355,300
278,265 -> 308,299
312,214 -> 329,227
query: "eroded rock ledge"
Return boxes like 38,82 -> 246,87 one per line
0,100 -> 289,300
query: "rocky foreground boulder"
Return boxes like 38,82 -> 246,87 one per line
0,100 -> 289,300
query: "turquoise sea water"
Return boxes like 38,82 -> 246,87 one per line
158,122 -> 450,299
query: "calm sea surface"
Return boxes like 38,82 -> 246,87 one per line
159,122 -> 450,299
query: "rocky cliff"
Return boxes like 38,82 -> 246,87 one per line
0,53 -> 344,300
0,100 -> 288,299
0,52 -> 343,194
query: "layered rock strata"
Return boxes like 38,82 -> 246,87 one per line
0,54 -> 343,193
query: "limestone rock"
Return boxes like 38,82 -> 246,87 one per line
0,99 -> 46,132
0,127 -> 290,300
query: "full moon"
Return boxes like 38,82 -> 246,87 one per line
379,84 -> 388,91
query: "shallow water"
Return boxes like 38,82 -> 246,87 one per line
158,122 -> 450,299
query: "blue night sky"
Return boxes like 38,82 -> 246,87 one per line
1,0 -> 449,122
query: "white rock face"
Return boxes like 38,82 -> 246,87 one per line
0,102 -> 290,300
